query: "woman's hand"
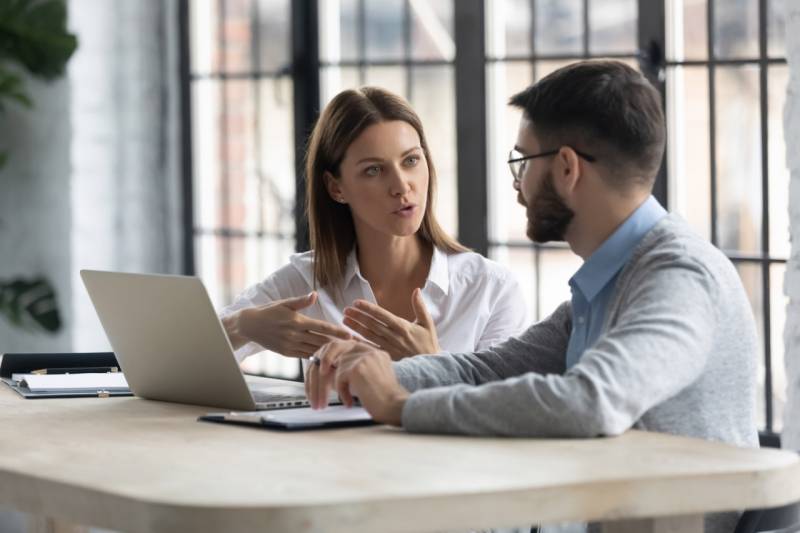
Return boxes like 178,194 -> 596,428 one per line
342,288 -> 440,360
222,292 -> 351,358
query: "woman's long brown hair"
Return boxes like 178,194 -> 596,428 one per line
305,86 -> 467,292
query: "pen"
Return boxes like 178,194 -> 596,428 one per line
30,366 -> 119,375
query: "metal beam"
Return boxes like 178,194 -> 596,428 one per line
637,0 -> 668,208
291,0 -> 320,253
178,0 -> 195,275
454,0 -> 488,256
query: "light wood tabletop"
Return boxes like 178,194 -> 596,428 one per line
0,379 -> 799,533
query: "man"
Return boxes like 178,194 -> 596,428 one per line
306,60 -> 758,531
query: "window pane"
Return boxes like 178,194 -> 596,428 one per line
589,0 -> 637,55
769,65 -> 789,258
487,62 -> 533,243
411,66 -> 457,236
319,0 -> 360,63
535,59 -> 578,82
222,80 -> 258,232
768,0 -> 786,59
539,248 -> 581,319
365,0 -> 405,61
535,0 -> 582,56
256,77 -> 295,237
665,0 -> 708,61
485,0 -> 531,58
237,236 -> 300,381
321,66 -> 362,105
713,0 -> 758,59
667,66 -> 711,241
715,66 -> 762,253
190,0 -> 220,74
365,66 -> 407,98
195,234 -> 227,308
489,246 -> 536,320
411,0 -> 455,61
256,0 -> 290,72
735,262 -> 766,430
771,263 -> 787,432
193,80 -> 223,230
222,0 -> 255,73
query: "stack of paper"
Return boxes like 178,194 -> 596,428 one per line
12,373 -> 129,393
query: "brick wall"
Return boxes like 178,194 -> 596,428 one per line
783,1 -> 800,451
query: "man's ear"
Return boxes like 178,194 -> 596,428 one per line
554,146 -> 582,197
323,171 -> 344,203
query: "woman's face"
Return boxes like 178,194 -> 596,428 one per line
330,120 -> 429,240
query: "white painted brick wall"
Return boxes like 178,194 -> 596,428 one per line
783,2 -> 800,450
0,69 -> 72,351
69,0 -> 183,351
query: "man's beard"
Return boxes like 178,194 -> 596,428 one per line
526,170 -> 575,243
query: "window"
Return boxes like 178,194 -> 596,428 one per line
184,0 -> 788,435
318,0 -> 458,236
665,0 -> 788,434
189,0 -> 298,378
485,0 -> 639,323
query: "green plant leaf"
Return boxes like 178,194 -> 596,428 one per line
0,0 -> 78,80
0,66 -> 31,112
0,277 -> 62,333
0,150 -> 7,168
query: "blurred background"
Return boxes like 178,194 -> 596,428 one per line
0,0 -> 789,442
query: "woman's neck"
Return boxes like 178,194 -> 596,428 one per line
355,231 -> 432,295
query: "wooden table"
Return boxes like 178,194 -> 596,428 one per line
0,380 -> 798,533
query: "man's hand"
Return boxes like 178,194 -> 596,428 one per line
342,288 -> 440,360
305,339 -> 409,426
223,292 -> 351,357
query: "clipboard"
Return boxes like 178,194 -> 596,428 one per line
199,405 -> 375,431
0,352 -> 133,399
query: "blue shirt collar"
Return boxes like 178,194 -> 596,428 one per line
569,196 -> 667,302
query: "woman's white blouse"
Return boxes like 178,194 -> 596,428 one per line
220,246 -> 530,362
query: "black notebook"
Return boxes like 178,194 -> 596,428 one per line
0,352 -> 132,399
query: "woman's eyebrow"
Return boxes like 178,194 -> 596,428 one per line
401,146 -> 422,156
355,156 -> 383,165
355,146 -> 422,165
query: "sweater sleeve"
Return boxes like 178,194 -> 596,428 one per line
399,257 -> 717,437
393,302 -> 571,391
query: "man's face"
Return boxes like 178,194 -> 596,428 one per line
513,116 -> 575,243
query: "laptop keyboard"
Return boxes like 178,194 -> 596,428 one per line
251,389 -> 305,402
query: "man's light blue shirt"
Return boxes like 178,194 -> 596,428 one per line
565,196 -> 668,369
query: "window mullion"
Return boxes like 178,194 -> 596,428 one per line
637,0 -> 667,208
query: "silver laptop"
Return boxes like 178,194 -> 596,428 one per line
81,270 -> 338,410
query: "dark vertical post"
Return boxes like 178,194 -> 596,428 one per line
758,0 -> 773,433
454,0 -> 488,256
637,0 -> 668,207
707,0 -> 718,246
291,0 -> 320,253
583,0 -> 590,57
178,0 -> 196,275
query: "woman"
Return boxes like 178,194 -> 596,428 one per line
221,87 -> 527,363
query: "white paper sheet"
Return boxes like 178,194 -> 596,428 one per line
14,373 -> 129,392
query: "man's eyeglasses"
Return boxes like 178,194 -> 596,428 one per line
508,147 -> 596,185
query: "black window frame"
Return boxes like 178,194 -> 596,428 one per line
179,0 -> 787,440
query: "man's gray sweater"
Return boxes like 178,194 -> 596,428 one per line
393,214 -> 759,532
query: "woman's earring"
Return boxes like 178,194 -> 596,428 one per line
337,197 -> 346,204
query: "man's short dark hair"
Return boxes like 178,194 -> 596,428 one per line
509,60 -> 665,189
